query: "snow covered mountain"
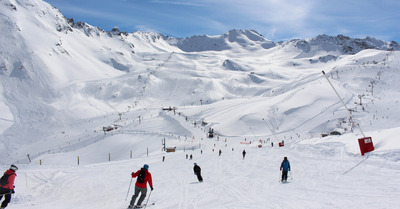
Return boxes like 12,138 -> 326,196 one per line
1,0 -> 400,208
1,0 -> 400,162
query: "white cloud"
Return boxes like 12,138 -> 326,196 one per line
135,24 -> 160,33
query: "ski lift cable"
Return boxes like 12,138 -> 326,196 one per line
249,127 -> 258,141
262,118 -> 281,143
322,70 -> 366,137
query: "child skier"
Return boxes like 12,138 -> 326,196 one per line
128,164 -> 153,209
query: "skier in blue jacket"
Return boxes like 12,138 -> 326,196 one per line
280,157 -> 290,182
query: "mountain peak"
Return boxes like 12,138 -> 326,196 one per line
176,29 -> 275,52
296,34 -> 400,55
224,29 -> 267,42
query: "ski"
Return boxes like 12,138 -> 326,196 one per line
128,202 -> 155,209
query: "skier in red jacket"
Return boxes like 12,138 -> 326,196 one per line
0,165 -> 17,208
128,164 -> 153,208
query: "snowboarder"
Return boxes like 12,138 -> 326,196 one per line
190,154 -> 193,160
128,164 -> 153,209
193,163 -> 203,182
280,157 -> 291,183
0,165 -> 17,208
218,149 -> 222,156
242,150 -> 246,159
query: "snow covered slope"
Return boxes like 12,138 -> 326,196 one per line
0,0 -> 400,208
0,0 -> 399,163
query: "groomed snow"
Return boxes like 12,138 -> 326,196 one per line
0,0 -> 399,208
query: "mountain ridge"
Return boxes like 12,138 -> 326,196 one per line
1,0 -> 400,164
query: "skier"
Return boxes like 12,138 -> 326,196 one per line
242,150 -> 246,159
128,164 -> 153,209
0,165 -> 17,208
218,149 -> 222,156
193,163 -> 203,182
280,157 -> 291,183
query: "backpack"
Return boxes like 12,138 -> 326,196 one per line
0,173 -> 10,186
137,168 -> 146,183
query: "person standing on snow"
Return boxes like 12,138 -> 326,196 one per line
193,163 -> 203,182
280,157 -> 291,182
242,150 -> 246,159
0,165 -> 17,209
129,164 -> 153,208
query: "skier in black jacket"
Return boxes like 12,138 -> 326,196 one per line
193,163 -> 203,182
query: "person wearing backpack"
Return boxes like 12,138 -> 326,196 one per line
0,165 -> 17,208
128,164 -> 153,209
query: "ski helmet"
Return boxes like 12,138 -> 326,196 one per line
10,164 -> 18,171
143,164 -> 149,170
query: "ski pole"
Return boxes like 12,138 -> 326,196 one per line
278,170 -> 281,182
125,177 -> 133,201
144,190 -> 152,209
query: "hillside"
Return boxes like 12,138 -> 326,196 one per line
1,0 -> 399,163
0,0 -> 399,208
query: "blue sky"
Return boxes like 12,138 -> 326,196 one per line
43,0 -> 400,42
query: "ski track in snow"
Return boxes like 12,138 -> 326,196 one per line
2,108 -> 399,209
1,1 -> 400,208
